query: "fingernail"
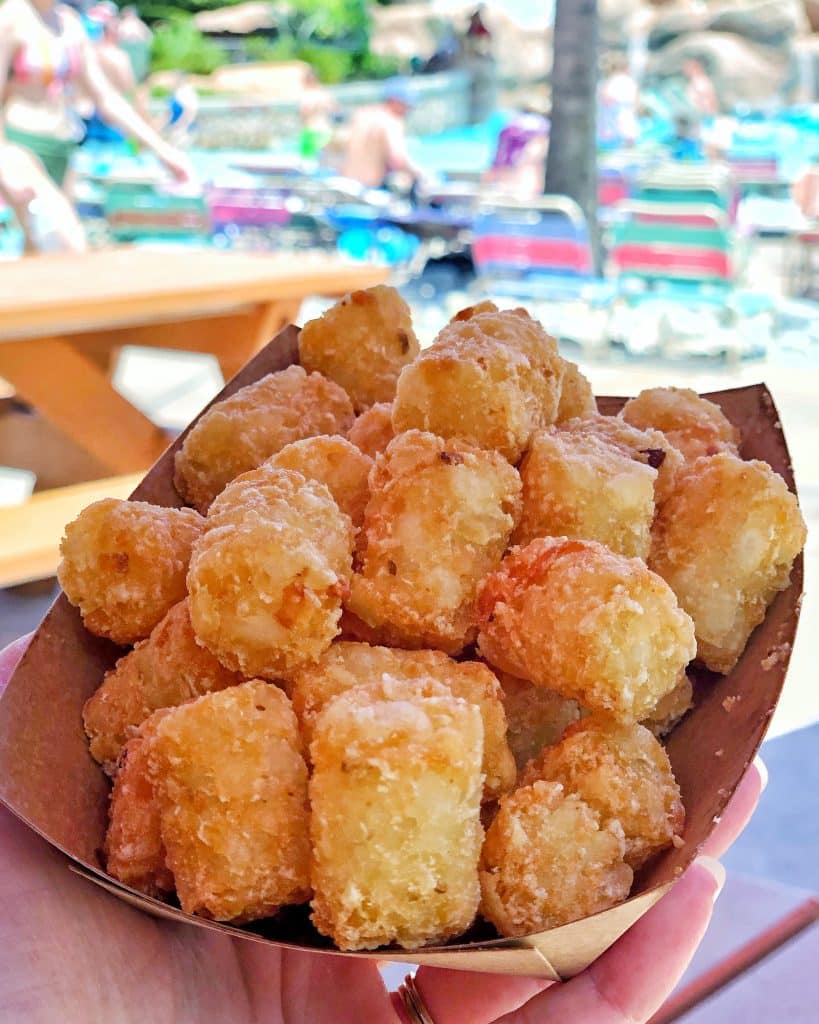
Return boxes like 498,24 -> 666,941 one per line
695,855 -> 726,901
753,755 -> 769,792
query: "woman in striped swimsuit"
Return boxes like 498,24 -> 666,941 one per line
0,0 -> 191,251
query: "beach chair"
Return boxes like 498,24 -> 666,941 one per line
607,198 -> 769,361
103,182 -> 211,244
470,195 -> 615,350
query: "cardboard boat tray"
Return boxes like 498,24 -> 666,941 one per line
0,326 -> 803,979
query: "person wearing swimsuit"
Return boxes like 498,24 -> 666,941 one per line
0,0 -> 191,251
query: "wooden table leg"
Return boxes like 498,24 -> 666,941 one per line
66,300 -> 302,385
0,337 -> 168,475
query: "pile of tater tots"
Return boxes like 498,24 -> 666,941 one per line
58,287 -> 806,950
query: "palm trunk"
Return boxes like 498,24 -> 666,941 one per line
544,0 -> 601,274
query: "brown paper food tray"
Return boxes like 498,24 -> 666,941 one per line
0,326 -> 803,980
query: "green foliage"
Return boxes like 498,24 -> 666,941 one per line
150,17 -> 229,75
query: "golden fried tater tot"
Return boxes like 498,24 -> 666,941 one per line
449,300 -> 500,321
149,680 -> 311,922
641,674 -> 693,738
521,718 -> 684,869
562,414 -> 684,506
298,286 -> 420,412
84,599 -> 243,775
188,469 -> 353,679
346,430 -> 522,653
621,387 -> 740,461
265,435 -> 372,529
347,402 -> 395,459
173,365 -> 354,513
496,670 -> 583,773
296,284 -> 419,411
479,780 -> 632,936
289,641 -> 515,799
556,359 -> 597,422
392,308 -> 564,463
512,428 -> 656,558
105,710 -> 173,897
650,452 -> 806,673
58,498 -> 204,645
477,537 -> 696,722
309,684 -> 484,949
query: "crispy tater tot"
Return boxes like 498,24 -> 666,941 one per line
641,674 -> 693,738
289,641 -> 515,799
479,780 -> 633,936
265,435 -> 372,529
556,359 -> 597,422
650,452 -> 806,673
449,299 -> 500,321
562,414 -> 684,506
346,430 -> 522,653
188,469 -> 353,679
309,683 -> 484,949
298,285 -> 420,412
105,710 -> 173,898
621,387 -> 740,461
173,365 -> 354,513
392,308 -> 564,462
58,498 -> 204,645
521,718 -> 684,869
496,670 -> 584,773
148,680 -> 311,922
512,428 -> 656,558
347,402 -> 395,459
477,537 -> 696,722
83,599 -> 243,775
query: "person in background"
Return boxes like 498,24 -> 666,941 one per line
298,66 -> 336,164
598,51 -> 639,149
793,163 -> 819,221
0,0 -> 192,252
80,3 -> 136,145
682,57 -> 719,117
482,107 -> 549,199
342,79 -> 423,191
161,71 -> 199,147
116,4 -> 151,82
666,112 -> 706,161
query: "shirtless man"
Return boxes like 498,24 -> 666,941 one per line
342,80 -> 423,190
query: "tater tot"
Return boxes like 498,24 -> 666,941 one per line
562,414 -> 684,506
58,498 -> 204,645
188,469 -> 353,679
265,435 -> 372,529
477,538 -> 696,722
512,428 -> 656,558
346,430 -> 522,653
309,684 -> 484,949
496,670 -> 583,772
105,711 -> 173,897
298,286 -> 419,412
650,452 -> 806,673
173,365 -> 354,513
392,308 -> 564,462
621,387 -> 740,461
642,674 -> 693,738
289,641 -> 515,799
479,780 -> 632,936
84,599 -> 243,775
148,680 -> 311,922
556,359 -> 597,422
347,402 -> 395,459
521,718 -> 684,869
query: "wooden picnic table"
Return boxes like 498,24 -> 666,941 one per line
0,247 -> 387,477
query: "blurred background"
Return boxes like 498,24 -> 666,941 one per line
0,1 -> 817,1017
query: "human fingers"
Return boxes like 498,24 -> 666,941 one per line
409,967 -> 551,1024
236,943 -> 398,1024
700,758 -> 766,859
494,858 -> 724,1024
0,634 -> 33,692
